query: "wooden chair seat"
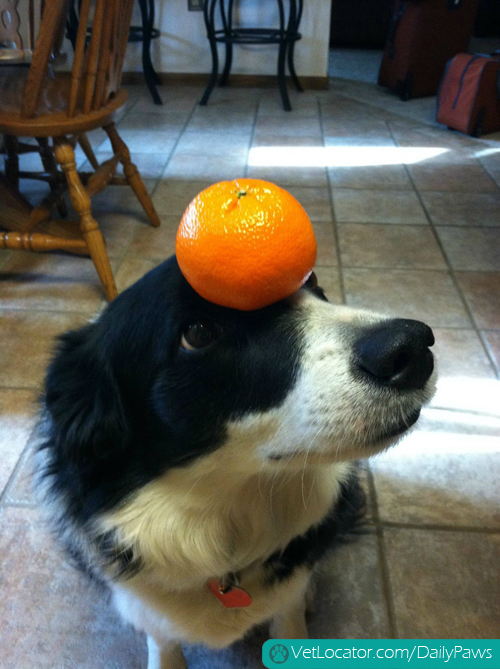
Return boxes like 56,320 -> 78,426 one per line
0,66 -> 127,136
0,67 -> 73,115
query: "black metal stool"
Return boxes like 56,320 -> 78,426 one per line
129,0 -> 162,105
200,0 -> 304,111
67,0 -> 162,105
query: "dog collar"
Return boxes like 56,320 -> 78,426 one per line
207,571 -> 252,608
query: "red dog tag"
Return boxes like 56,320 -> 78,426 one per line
207,579 -> 252,608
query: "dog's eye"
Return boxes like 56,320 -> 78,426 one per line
180,321 -> 224,351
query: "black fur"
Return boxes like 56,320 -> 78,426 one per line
264,471 -> 366,583
40,256 -> 310,531
39,257 -> 365,581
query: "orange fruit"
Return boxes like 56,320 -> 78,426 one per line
175,179 -> 317,311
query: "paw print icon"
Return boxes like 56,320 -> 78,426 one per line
269,644 -> 289,664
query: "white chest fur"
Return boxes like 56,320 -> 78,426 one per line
102,445 -> 352,647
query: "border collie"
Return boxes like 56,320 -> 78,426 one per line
35,256 -> 435,668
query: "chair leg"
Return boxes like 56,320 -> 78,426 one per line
78,133 -> 100,170
4,135 -> 20,190
103,123 -> 161,228
36,137 -> 68,217
53,138 -> 117,301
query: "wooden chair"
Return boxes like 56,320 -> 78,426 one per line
0,0 -> 161,300
0,0 -> 60,64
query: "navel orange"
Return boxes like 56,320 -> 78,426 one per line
175,179 -> 317,311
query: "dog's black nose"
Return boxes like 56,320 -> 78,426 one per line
354,318 -> 434,390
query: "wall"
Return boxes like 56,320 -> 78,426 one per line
124,0 -> 332,78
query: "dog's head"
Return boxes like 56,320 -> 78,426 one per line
44,256 -> 435,516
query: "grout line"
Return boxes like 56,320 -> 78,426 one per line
318,97 -> 346,304
336,220 -> 500,230
477,157 -> 500,195
366,466 -> 399,639
426,405 -> 500,418
110,243 -> 135,289
244,97 -> 261,179
0,423 -> 37,510
120,91 -> 142,117
334,220 -> 433,228
116,92 -> 258,284
0,385 -> 41,392
335,265 -> 450,272
110,101 -> 201,284
0,307 -> 101,317
328,89 -> 439,132
352,267 -> 500,274
328,266 -> 490,274
328,183 -> 500,195
113,251 -> 500,282
478,331 -> 500,376
142,100 -> 200,199
380,521 -> 500,534
387,123 -> 500,381
1,501 -> 38,509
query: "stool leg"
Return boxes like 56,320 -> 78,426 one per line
287,41 -> 303,92
78,133 -> 100,171
200,0 -> 219,105
277,40 -> 292,111
138,0 -> 162,105
148,0 -> 162,85
276,0 -> 292,111
287,0 -> 303,92
219,42 -> 233,87
219,0 -> 234,87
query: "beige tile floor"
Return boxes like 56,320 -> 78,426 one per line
1,80 -> 500,667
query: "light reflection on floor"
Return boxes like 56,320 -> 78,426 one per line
248,146 -> 449,167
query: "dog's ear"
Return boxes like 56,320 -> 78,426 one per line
44,324 -> 130,463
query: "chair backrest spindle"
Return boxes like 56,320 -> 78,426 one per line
68,0 -> 91,117
14,0 -> 135,120
20,0 -> 68,118
112,0 -> 135,93
69,0 -> 136,117
92,0 -> 116,110
83,0 -> 105,114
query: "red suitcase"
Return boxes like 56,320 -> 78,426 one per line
437,53 -> 500,136
378,0 -> 480,100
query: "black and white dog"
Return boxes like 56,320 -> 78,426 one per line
36,256 -> 435,668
